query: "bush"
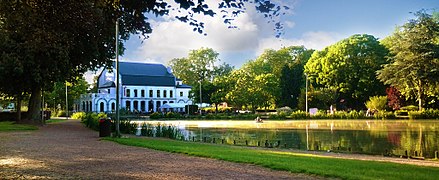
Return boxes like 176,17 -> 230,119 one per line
401,105 -> 418,111
150,112 -> 163,119
408,109 -> 439,119
71,112 -> 86,120
365,96 -> 387,111
56,110 -> 67,117
276,106 -> 293,114
290,111 -> 308,119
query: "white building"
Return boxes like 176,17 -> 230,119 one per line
76,62 -> 192,113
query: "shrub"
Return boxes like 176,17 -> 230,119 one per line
150,112 -> 163,119
276,106 -> 293,114
290,111 -> 308,120
56,110 -> 67,117
365,96 -> 387,111
401,105 -> 418,111
165,112 -> 181,119
71,112 -> 86,120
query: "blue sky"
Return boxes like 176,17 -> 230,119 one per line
85,0 -> 438,82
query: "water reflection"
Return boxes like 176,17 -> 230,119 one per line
136,120 -> 439,158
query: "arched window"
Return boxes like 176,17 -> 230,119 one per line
100,102 -> 104,112
111,102 -> 115,111
82,102 -> 86,111
126,101 -> 131,111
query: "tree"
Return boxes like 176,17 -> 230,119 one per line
278,46 -> 314,108
169,47 -> 219,86
365,96 -> 388,112
377,11 -> 439,111
44,77 -> 89,113
386,86 -> 404,110
305,34 -> 389,110
0,0 -> 289,123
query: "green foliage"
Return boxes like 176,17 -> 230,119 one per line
377,10 -> 439,110
71,112 -> 86,120
118,120 -> 137,134
401,105 -> 419,111
0,121 -> 38,131
106,138 -> 439,180
149,112 -> 163,119
305,34 -> 388,109
365,96 -> 388,111
290,110 -> 309,119
409,109 -> 439,120
276,106 -> 293,114
56,110 -> 67,117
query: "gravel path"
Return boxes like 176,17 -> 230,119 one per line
0,120 -> 323,179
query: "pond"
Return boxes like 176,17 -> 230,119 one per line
135,120 -> 439,159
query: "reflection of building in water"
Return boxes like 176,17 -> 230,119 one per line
75,62 -> 192,113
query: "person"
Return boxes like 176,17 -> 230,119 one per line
255,116 -> 263,123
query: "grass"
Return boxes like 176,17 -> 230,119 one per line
45,119 -> 68,124
0,121 -> 38,131
105,137 -> 439,180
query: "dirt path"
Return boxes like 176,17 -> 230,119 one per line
0,120 -> 322,179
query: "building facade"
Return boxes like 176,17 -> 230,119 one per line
75,62 -> 192,113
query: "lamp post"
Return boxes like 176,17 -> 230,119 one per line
199,80 -> 202,115
305,73 -> 308,113
115,18 -> 121,137
65,83 -> 68,119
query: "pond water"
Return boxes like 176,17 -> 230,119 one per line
135,120 -> 439,158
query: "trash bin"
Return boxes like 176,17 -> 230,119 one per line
99,118 -> 111,137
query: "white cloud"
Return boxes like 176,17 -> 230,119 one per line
255,31 -> 342,55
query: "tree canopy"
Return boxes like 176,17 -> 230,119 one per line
0,0 -> 288,123
305,34 -> 389,110
377,11 -> 439,110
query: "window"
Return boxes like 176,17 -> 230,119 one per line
98,90 -> 101,93
180,92 -> 183,97
141,90 -> 145,97
170,101 -> 174,103
134,89 -> 138,97
164,90 -> 167,98
157,90 -> 160,97
111,102 -> 115,111
126,101 -> 131,111
149,90 -> 153,97
170,90 -> 173,98
100,102 -> 104,112
140,101 -> 146,111
108,89 -> 110,94
126,89 -> 130,97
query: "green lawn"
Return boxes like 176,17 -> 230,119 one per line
105,137 -> 439,180
45,119 -> 68,124
0,121 -> 38,131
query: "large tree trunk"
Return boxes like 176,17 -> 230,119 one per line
27,87 -> 42,124
418,80 -> 423,111
16,96 -> 22,122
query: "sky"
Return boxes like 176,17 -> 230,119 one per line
84,0 -> 438,83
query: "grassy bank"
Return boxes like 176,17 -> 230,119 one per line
0,121 -> 38,131
105,137 -> 439,180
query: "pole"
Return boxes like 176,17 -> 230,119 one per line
199,81 -> 202,115
115,19 -> 121,137
305,73 -> 308,114
65,83 -> 68,119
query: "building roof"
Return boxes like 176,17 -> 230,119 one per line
116,62 -> 173,77
99,61 -> 192,87
114,62 -> 175,86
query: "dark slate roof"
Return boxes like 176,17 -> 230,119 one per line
101,81 -> 116,88
116,62 -> 173,77
177,84 -> 192,88
112,62 -> 176,86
